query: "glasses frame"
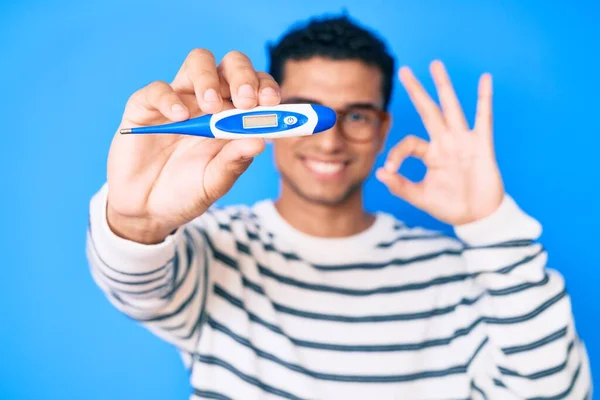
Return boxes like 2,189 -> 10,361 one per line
333,106 -> 389,143
280,98 -> 389,144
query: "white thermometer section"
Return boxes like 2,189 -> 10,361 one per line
209,104 -> 318,139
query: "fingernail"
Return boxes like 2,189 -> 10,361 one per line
238,84 -> 255,99
204,88 -> 219,102
171,104 -> 185,114
260,87 -> 278,97
385,161 -> 396,172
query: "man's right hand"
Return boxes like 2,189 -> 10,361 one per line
105,49 -> 281,244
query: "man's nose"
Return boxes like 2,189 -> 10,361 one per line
312,123 -> 346,152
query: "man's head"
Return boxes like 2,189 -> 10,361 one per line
267,14 -> 395,207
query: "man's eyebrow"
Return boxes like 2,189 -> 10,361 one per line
281,96 -> 380,110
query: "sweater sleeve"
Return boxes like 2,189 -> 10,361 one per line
85,184 -> 211,357
455,194 -> 592,399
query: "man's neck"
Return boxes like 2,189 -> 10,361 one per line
273,185 -> 376,238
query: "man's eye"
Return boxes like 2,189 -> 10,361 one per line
346,112 -> 368,122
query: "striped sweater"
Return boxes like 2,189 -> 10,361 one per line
86,184 -> 592,399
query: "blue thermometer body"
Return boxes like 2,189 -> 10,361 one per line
120,104 -> 337,139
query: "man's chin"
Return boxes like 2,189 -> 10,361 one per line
281,173 -> 363,207
300,193 -> 351,207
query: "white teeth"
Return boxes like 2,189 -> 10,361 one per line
305,160 -> 345,174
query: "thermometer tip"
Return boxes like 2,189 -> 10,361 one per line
120,128 -> 133,134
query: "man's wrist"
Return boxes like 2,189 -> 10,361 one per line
454,194 -> 542,246
105,204 -> 174,245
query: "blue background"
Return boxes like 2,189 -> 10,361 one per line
1,1 -> 598,398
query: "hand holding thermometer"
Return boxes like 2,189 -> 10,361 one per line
120,103 -> 337,139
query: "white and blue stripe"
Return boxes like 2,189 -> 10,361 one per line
86,185 -> 592,399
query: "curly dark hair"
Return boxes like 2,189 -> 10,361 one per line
267,14 -> 396,110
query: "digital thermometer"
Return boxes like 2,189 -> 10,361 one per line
120,104 -> 337,139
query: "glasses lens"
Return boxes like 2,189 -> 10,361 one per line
340,108 -> 382,141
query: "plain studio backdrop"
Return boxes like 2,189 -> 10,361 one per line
0,0 -> 598,398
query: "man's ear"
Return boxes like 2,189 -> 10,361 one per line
377,112 -> 393,154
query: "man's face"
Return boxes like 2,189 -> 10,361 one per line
273,57 -> 391,206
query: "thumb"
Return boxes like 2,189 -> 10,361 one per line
203,138 -> 266,200
214,138 -> 266,173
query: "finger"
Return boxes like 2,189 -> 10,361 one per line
203,138 -> 266,201
474,73 -> 493,137
256,72 -> 281,106
429,60 -> 469,132
218,51 -> 259,109
376,168 -> 425,207
215,138 -> 266,171
219,73 -> 231,100
125,80 -> 190,124
399,66 -> 447,137
383,135 -> 429,173
171,48 -> 223,114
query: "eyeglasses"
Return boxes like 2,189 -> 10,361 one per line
281,99 -> 388,143
334,106 -> 389,143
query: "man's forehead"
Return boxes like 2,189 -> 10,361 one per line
279,58 -> 384,108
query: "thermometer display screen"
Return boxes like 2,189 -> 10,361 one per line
242,114 -> 278,129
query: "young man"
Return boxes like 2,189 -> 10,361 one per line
86,15 -> 591,399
